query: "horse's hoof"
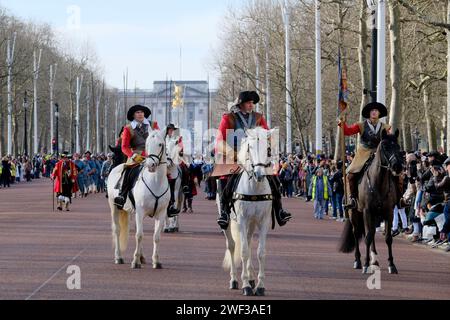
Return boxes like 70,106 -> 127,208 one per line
362,266 -> 371,274
174,228 -> 179,233
140,257 -> 147,265
115,258 -> 125,265
229,281 -> 239,290
255,288 -> 265,297
354,261 -> 362,270
249,280 -> 256,289
131,263 -> 141,269
389,266 -> 398,274
242,287 -> 253,296
153,263 -> 163,270
164,229 -> 169,233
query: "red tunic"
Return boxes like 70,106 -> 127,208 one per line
339,122 -> 361,136
121,122 -> 160,158
214,112 -> 269,179
52,160 -> 79,194
215,113 -> 269,154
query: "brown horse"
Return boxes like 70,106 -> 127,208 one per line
340,129 -> 404,274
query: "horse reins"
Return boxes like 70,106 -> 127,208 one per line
140,141 -> 169,214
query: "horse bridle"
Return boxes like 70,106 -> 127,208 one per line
241,138 -> 272,181
377,143 -> 401,177
146,142 -> 167,168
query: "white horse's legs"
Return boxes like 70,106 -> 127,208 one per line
112,209 -> 123,264
131,211 -> 144,269
152,214 -> 165,269
247,224 -> 256,289
225,227 -> 238,290
239,223 -> 252,295
255,222 -> 269,296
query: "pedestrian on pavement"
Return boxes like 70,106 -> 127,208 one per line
1,156 -> 11,188
309,168 -> 332,220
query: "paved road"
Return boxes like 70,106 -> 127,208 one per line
0,179 -> 449,300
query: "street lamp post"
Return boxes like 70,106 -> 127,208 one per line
23,91 -> 29,156
55,103 -> 60,155
366,0 -> 378,103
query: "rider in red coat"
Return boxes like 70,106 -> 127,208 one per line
114,105 -> 160,210
214,91 -> 292,230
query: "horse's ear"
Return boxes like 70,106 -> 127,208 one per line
395,129 -> 400,139
382,129 -> 388,140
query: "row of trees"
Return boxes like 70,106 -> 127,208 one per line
0,6 -> 124,157
210,0 -> 450,155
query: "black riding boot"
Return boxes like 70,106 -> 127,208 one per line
168,179 -> 180,217
217,179 -> 231,230
267,176 -> 292,226
114,167 -> 131,210
344,172 -> 358,210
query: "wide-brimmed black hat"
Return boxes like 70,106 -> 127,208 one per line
362,102 -> 388,119
167,124 -> 178,131
236,91 -> 260,106
84,151 -> 92,155
61,151 -> 69,158
127,105 -> 151,122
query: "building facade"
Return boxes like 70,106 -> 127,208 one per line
120,80 -> 216,157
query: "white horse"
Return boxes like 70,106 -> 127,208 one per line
164,136 -> 184,233
221,127 -> 275,296
107,129 -> 170,269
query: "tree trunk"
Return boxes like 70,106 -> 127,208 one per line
388,0 -> 402,131
442,104 -> 447,153
447,0 -> 450,152
0,92 -> 4,156
402,114 -> 412,151
12,109 -> 19,156
423,84 -> 437,151
359,0 -> 369,122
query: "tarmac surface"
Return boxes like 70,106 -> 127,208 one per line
0,179 -> 449,300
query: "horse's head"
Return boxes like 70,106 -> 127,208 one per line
238,127 -> 275,182
145,130 -> 167,173
379,129 -> 404,176
109,145 -> 124,169
166,136 -> 182,167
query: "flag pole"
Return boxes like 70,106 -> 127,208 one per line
341,112 -> 348,218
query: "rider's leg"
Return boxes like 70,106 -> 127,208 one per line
217,178 -> 230,229
114,167 -> 132,209
167,179 -> 180,217
345,172 -> 359,210
217,176 -> 240,230
267,175 -> 292,226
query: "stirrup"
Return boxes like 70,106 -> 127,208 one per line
344,198 -> 357,210
114,196 -> 126,210
217,212 -> 230,230
168,206 -> 180,218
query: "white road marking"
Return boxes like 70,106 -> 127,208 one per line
25,248 -> 87,300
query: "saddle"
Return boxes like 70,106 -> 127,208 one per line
358,153 -> 376,184
115,164 -> 145,209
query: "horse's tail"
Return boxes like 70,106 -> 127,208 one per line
339,213 -> 364,253
119,210 -> 129,253
223,222 -> 242,270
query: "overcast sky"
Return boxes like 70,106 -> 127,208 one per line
0,0 -> 244,89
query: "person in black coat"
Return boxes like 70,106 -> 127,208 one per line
1,157 -> 12,188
